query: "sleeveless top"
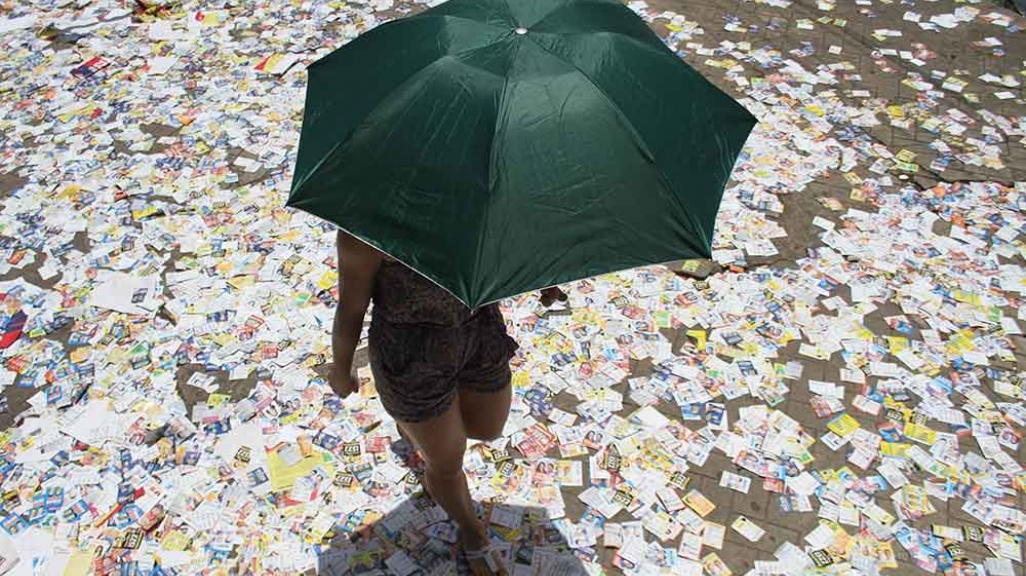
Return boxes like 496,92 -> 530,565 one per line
371,259 -> 478,326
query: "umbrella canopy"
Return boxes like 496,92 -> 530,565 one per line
288,0 -> 756,308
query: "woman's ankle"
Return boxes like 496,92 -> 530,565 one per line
458,522 -> 490,550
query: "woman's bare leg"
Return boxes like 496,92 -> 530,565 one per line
459,384 -> 512,442
398,395 -> 506,576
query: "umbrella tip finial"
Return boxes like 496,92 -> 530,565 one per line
515,27 -> 528,35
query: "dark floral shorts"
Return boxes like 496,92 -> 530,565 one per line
368,305 -> 518,423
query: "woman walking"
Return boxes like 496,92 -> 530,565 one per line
327,231 -> 564,576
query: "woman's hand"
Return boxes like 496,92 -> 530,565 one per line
540,287 -> 568,307
327,364 -> 360,399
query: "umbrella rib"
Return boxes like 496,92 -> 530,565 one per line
532,30 -> 674,69
472,36 -> 520,307
413,12 -> 513,33
576,30 -> 750,253
596,31 -> 746,252
523,35 -> 712,255
292,40 -> 512,203
529,0 -> 666,49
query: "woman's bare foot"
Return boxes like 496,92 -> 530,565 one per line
460,524 -> 507,576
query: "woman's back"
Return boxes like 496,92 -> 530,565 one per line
371,259 -> 476,326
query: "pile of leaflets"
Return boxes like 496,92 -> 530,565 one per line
0,0 -> 1023,574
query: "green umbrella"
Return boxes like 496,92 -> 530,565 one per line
288,0 -> 756,308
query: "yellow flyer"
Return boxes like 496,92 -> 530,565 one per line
268,450 -> 334,492
827,413 -> 860,437
683,489 -> 716,517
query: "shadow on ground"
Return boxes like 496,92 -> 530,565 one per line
317,489 -> 590,576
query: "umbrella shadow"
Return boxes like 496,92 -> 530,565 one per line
317,492 -> 592,576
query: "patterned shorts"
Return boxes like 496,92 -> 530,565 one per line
368,305 -> 519,423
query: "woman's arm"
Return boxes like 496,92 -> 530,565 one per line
329,231 -> 382,398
